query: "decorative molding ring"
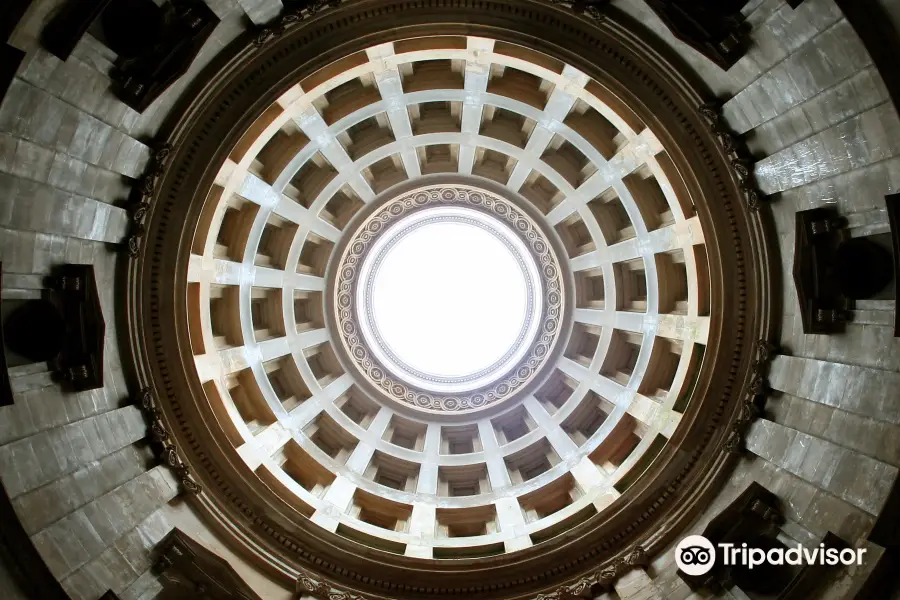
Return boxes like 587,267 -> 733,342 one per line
333,184 -> 564,412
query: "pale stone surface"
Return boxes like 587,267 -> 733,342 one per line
30,465 -> 179,579
12,444 -> 154,535
755,103 -> 900,194
61,501 -> 177,600
614,568 -> 663,600
0,405 -> 147,498
236,0 -> 282,24
744,67 -> 890,156
769,355 -> 900,424
745,419 -> 897,515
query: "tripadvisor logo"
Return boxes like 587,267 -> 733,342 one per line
675,535 -> 867,577
676,535 -> 716,576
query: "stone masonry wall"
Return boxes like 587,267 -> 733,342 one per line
612,0 -> 900,598
0,0 -> 273,598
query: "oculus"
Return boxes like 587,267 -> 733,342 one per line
358,205 -> 542,392
333,184 -> 565,412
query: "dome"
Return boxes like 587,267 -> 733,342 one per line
177,33 -> 713,558
0,1 -> 899,600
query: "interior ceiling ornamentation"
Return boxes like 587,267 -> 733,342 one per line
124,1 -> 775,597
334,183 -> 563,412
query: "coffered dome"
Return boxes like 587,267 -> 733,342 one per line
175,29 -> 718,562
116,1 -> 780,594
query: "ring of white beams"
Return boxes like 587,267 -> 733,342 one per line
190,35 -> 712,560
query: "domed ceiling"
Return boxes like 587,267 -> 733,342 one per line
125,1 -> 772,597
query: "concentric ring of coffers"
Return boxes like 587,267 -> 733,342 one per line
337,184 -> 563,411
186,32 -> 712,560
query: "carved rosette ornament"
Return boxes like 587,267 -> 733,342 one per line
535,547 -> 648,599
252,0 -> 344,48
546,0 -> 611,22
296,572 -> 367,600
136,388 -> 202,494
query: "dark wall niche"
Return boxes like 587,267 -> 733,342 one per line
643,0 -> 753,70
2,264 -> 105,393
794,207 -> 896,335
677,482 -> 852,599
40,0 -> 218,112
0,0 -> 30,108
153,528 -> 262,600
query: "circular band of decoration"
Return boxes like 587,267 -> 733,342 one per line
335,184 -> 564,412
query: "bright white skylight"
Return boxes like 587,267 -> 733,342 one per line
371,220 -> 528,379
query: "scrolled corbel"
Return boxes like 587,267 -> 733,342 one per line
124,142 -> 173,258
135,387 -> 203,495
697,102 -> 769,211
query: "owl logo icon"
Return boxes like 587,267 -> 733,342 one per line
676,535 -> 716,576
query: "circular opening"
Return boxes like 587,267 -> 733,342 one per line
356,204 -> 545,395
371,220 -> 528,379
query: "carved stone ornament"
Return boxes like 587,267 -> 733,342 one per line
724,340 -> 778,454
136,388 -> 202,494
153,529 -> 260,599
333,184 -> 565,412
535,546 -> 648,599
3,265 -> 107,392
296,571 -> 367,600
643,0 -> 752,71
698,102 -> 768,211
252,0 -> 345,48
125,143 -> 173,258
545,0 -> 612,22
677,482 -> 783,593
